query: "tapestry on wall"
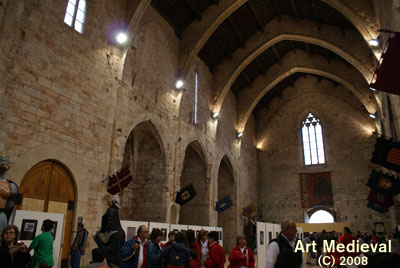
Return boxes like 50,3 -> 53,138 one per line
299,172 -> 333,208
371,136 -> 400,173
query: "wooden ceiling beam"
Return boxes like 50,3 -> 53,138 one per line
290,0 -> 300,21
228,17 -> 245,48
248,0 -> 264,31
271,45 -> 281,61
323,47 -> 331,63
311,0 -> 321,30
184,0 -> 201,20
211,0 -> 219,5
242,71 -> 253,86
213,34 -> 232,59
289,40 -> 295,50
305,43 -> 312,55
271,0 -> 281,20
255,58 -> 266,74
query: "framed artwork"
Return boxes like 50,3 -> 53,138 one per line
20,219 -> 37,240
161,228 -> 167,241
49,221 -> 57,239
268,232 -> 272,243
260,231 -> 264,245
127,227 -> 136,240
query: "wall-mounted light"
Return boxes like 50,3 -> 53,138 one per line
368,39 -> 379,47
175,79 -> 184,90
369,113 -> 376,119
212,112 -> 220,119
237,132 -> 243,139
116,32 -> 128,44
369,86 -> 376,91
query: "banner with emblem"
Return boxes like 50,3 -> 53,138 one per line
366,169 -> 400,196
106,166 -> 133,195
371,137 -> 400,173
367,202 -> 389,214
367,189 -> 394,208
215,195 -> 233,213
299,172 -> 333,208
175,184 -> 197,205
241,203 -> 256,217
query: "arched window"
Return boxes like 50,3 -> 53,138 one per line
64,0 -> 87,34
301,113 -> 325,165
309,210 -> 334,223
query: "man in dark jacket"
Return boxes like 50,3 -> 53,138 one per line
265,220 -> 302,268
121,225 -> 150,268
70,223 -> 88,268
161,231 -> 190,268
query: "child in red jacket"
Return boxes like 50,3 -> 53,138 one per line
227,236 -> 255,268
190,249 -> 200,268
204,232 -> 225,268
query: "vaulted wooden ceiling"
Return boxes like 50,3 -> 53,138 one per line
151,0 -> 367,117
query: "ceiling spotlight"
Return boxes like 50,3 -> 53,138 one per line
369,113 -> 376,119
175,80 -> 184,90
237,132 -> 243,138
368,39 -> 379,47
212,112 -> 219,119
116,32 -> 128,44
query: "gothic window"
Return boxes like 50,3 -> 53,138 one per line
64,0 -> 87,34
301,113 -> 325,165
193,66 -> 199,125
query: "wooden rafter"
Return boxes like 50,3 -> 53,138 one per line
336,15 -> 346,36
213,34 -> 232,59
311,0 -> 321,30
305,43 -> 312,55
228,17 -> 245,47
289,40 -> 295,50
290,0 -> 300,21
323,47 -> 331,63
271,45 -> 280,61
242,71 -> 252,86
255,58 -> 266,74
271,0 -> 281,20
184,0 -> 201,20
248,0 -> 264,31
151,4 -> 183,38
211,0 -> 219,5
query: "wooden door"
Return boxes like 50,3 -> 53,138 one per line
17,160 -> 75,268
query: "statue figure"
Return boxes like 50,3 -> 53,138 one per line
94,195 -> 125,268
0,152 -> 19,234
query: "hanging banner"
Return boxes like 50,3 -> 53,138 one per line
299,172 -> 333,208
371,136 -> 400,173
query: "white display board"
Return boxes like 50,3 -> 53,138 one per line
256,222 -> 266,268
12,210 -> 64,268
273,224 -> 281,239
265,223 -> 274,246
170,224 -> 188,233
120,220 -> 148,241
149,222 -> 170,243
201,226 -> 217,232
296,227 -> 303,241
216,227 -> 223,247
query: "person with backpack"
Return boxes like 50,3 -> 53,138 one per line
70,223 -> 88,268
160,232 -> 190,268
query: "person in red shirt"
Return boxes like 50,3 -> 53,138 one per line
163,231 -> 176,249
204,232 -> 225,268
227,235 -> 255,268
190,249 -> 200,268
193,230 -> 208,268
340,227 -> 359,268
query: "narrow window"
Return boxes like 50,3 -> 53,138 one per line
64,0 -> 87,34
193,66 -> 199,125
301,113 -> 325,165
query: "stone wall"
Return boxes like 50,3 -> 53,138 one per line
257,75 -> 392,232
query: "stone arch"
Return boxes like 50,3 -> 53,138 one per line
217,155 -> 237,252
306,207 -> 336,223
179,140 -> 210,225
119,120 -> 168,222
6,144 -> 87,203
237,50 -> 377,132
212,17 -> 374,112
